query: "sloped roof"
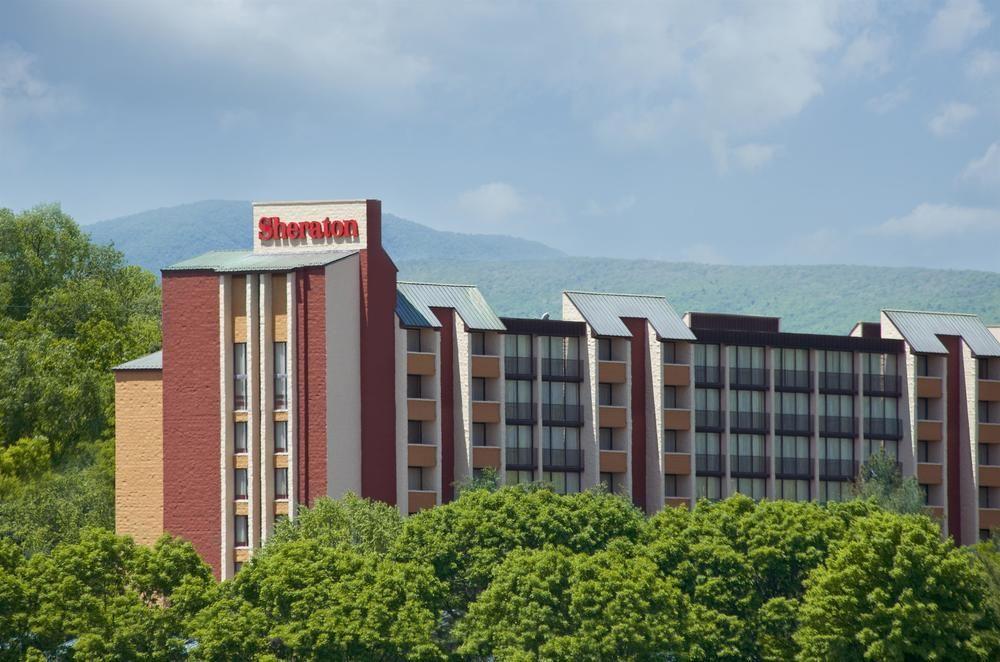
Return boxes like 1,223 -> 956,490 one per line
164,250 -> 357,273
883,309 -> 1000,357
564,291 -> 695,341
396,282 -> 504,331
113,350 -> 163,371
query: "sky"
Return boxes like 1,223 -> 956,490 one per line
1,0 -> 999,270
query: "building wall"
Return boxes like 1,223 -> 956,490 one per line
162,271 -> 222,577
326,255 -> 362,498
114,370 -> 164,546
296,266 -> 327,505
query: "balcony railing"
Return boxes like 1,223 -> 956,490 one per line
729,367 -> 769,389
775,369 -> 812,391
695,409 -> 723,429
505,402 -> 535,423
775,413 -> 812,435
819,372 -> 856,393
819,459 -> 857,480
504,356 -> 535,379
542,358 -> 583,381
820,415 -> 857,437
729,411 -> 768,432
695,365 -> 722,386
542,404 -> 584,426
863,373 -> 902,396
776,456 -> 812,478
696,453 -> 723,475
506,446 -> 536,469
542,448 -> 583,470
865,417 -> 903,440
730,454 -> 768,477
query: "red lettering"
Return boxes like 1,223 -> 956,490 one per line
332,220 -> 344,237
343,219 -> 359,238
323,218 -> 332,237
258,217 -> 274,241
287,222 -> 300,239
308,221 -> 323,239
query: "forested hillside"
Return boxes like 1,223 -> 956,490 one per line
85,200 -> 1000,334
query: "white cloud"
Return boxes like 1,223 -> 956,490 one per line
841,30 -> 893,76
926,0 -> 991,52
929,102 -> 978,136
870,203 -> 1000,238
866,83 -> 911,114
711,134 -> 780,173
961,142 -> 1000,188
966,49 -> 1000,78
583,195 -> 637,217
455,182 -> 525,224
0,42 -> 68,122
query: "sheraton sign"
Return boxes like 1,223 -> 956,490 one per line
257,216 -> 359,241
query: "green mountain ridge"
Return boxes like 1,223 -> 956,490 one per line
84,200 -> 1000,334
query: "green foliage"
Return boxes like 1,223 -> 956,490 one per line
855,449 -> 927,515
264,493 -> 403,554
795,512 -> 993,660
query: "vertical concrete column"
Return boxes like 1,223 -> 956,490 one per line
722,343 -> 731,496
767,347 -> 776,499
581,332 -> 600,489
810,349 -> 821,500
647,324 -> 665,512
285,274 -> 297,518
257,275 -> 274,542
244,277 -> 259,551
534,335 -> 544,479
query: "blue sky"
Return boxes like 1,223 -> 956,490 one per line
1,1 -> 999,269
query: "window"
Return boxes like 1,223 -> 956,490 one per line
918,440 -> 930,463
864,439 -> 900,462
730,434 -> 765,475
407,375 -> 424,399
694,344 -> 720,368
920,484 -> 930,505
234,343 -> 248,411
506,379 -> 532,404
408,467 -> 430,491
776,479 -> 810,502
505,334 -> 531,358
234,421 -> 248,454
819,350 -> 853,374
542,336 -> 580,361
234,468 -> 248,500
917,355 -> 929,377
408,421 -> 425,444
919,398 -> 932,420
696,476 -> 722,501
598,338 -> 613,361
980,401 -> 995,424
274,420 -> 288,453
663,342 -> 678,364
775,436 -> 810,476
472,377 -> 487,401
407,329 -> 423,352
863,352 -> 898,377
599,383 -> 614,406
728,346 -> 765,386
543,470 -> 582,494
776,348 -> 809,372
233,561 -> 243,574
730,389 -> 766,429
274,468 -> 288,499
696,432 -> 722,473
664,430 -> 678,452
819,480 -> 849,503
471,332 -> 487,355
599,427 -> 614,450
274,342 -> 288,410
663,386 -> 678,408
979,357 -> 990,379
234,515 -> 249,547
695,388 -> 722,427
733,477 -> 765,500
981,444 -> 997,466
600,472 -> 622,494
664,474 -> 679,497
507,470 -> 534,485
473,423 -> 488,446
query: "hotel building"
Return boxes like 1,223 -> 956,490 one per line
114,199 -> 1000,578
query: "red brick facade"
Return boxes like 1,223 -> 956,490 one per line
296,267 -> 327,506
625,318 -> 648,511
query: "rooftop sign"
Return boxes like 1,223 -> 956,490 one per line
252,200 -> 368,253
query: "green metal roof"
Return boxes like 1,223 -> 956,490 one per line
564,290 -> 696,341
113,350 -> 162,371
164,250 -> 358,273
397,282 -> 504,331
883,309 -> 1000,357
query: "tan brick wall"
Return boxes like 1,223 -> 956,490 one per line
115,370 -> 164,546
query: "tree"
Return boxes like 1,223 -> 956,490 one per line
854,449 -> 926,515
264,493 -> 403,554
456,546 -> 687,661
795,511 -> 996,660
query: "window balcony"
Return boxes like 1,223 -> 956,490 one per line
504,356 -> 535,379
729,367 -> 768,389
730,454 -> 768,477
695,409 -> 723,430
598,360 -> 627,384
865,417 -> 903,440
662,363 -> 691,387
776,456 -> 812,479
775,413 -> 812,435
505,402 -> 535,424
542,448 -> 583,471
729,411 -> 768,432
820,415 -> 857,437
471,355 -> 501,379
472,446 -> 501,470
819,458 -> 857,481
916,375 -> 943,399
407,444 -> 437,468
542,404 -> 584,426
774,369 -> 812,391
916,462 -> 943,485
407,490 -> 437,514
542,358 -> 583,381
663,452 -> 691,475
819,372 -> 856,394
695,452 -> 723,475
694,365 -> 722,387
599,449 -> 627,473
407,351 -> 436,376
505,446 -> 536,469
863,373 -> 901,396
599,405 -> 627,429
